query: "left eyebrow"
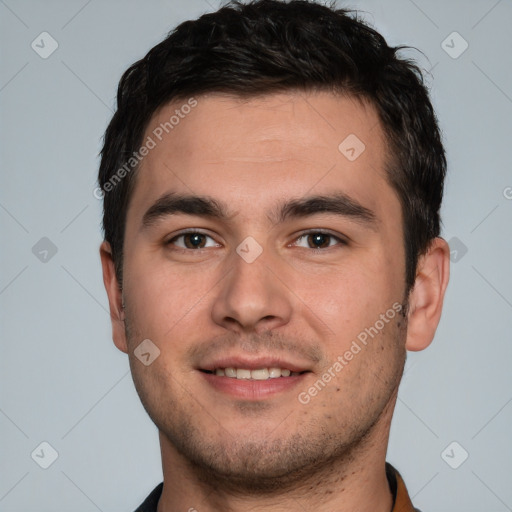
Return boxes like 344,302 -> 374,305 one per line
269,193 -> 378,230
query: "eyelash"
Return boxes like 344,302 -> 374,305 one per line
166,229 -> 347,251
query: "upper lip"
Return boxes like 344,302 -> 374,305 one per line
199,355 -> 311,373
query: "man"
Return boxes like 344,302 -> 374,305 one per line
98,1 -> 450,510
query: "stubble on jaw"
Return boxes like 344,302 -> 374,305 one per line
121,302 -> 409,496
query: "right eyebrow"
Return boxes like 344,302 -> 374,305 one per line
141,193 -> 234,230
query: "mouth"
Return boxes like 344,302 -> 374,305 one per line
198,357 -> 312,400
200,367 -> 306,380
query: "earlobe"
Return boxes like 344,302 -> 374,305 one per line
405,237 -> 450,352
99,241 -> 128,353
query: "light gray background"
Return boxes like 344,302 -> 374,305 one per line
1,0 -> 511,510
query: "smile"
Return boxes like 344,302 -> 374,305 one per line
202,367 -> 303,379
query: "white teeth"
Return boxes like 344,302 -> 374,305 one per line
236,369 -> 251,380
213,367 -> 300,380
251,368 -> 269,380
225,367 -> 237,378
268,367 -> 281,378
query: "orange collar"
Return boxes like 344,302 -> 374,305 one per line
387,464 -> 418,512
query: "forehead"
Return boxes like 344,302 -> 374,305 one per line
150,91 -> 383,162
127,91 -> 396,225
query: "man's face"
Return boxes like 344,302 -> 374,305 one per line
118,92 -> 408,486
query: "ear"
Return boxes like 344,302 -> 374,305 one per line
405,237 -> 450,352
100,241 -> 128,353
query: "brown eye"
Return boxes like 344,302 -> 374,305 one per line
183,233 -> 207,249
168,232 -> 219,250
307,233 -> 332,248
293,231 -> 345,249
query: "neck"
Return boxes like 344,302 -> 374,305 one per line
156,402 -> 396,512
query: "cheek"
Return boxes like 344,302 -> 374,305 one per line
314,314 -> 405,401
128,351 -> 189,430
123,261 -> 180,341
122,251 -> 222,345
292,256 -> 405,376
296,261 -> 392,328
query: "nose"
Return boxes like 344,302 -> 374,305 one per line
211,246 -> 293,334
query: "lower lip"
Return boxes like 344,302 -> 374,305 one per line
200,371 -> 307,400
